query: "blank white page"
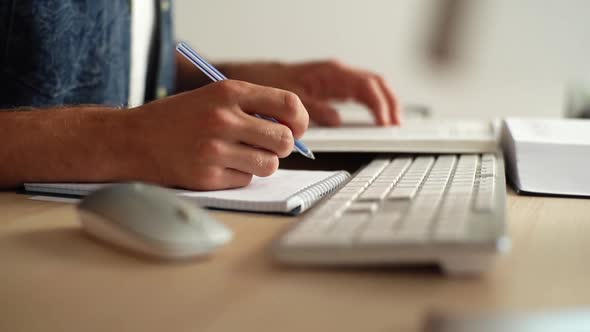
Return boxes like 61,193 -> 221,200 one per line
25,169 -> 350,214
175,169 -> 337,203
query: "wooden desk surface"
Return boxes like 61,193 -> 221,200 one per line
1,191 -> 590,332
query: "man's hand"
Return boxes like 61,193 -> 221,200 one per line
130,80 -> 308,190
0,81 -> 308,190
217,61 -> 400,127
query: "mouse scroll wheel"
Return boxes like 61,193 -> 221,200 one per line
175,206 -> 191,222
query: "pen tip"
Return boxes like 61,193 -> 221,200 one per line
295,145 -> 315,160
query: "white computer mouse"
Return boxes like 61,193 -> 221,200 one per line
77,183 -> 233,260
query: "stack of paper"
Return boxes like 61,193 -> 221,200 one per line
502,118 -> 590,197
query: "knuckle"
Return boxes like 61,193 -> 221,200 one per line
263,125 -> 274,139
200,139 -> 225,158
214,80 -> 244,99
207,107 -> 235,129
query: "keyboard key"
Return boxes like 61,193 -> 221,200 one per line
346,202 -> 379,213
365,211 -> 403,231
358,212 -> 403,244
330,191 -> 359,201
358,187 -> 391,201
330,214 -> 371,234
388,188 -> 418,200
338,187 -> 363,193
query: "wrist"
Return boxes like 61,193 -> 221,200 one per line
107,107 -> 157,182
74,108 -> 144,182
117,104 -> 179,186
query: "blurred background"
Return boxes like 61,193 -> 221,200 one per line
174,0 -> 590,120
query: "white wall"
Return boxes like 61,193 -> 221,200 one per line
174,0 -> 590,120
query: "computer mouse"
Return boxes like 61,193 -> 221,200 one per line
76,183 -> 233,260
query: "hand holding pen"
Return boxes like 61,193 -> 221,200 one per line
176,42 -> 315,160
121,41 -> 311,191
134,77 -> 310,190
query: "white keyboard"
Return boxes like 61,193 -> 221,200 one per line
303,120 -> 500,153
272,154 -> 510,276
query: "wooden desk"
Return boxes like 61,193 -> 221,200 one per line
1,191 -> 590,332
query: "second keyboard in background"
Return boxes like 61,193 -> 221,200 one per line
303,120 -> 499,153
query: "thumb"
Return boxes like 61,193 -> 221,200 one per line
303,98 -> 342,127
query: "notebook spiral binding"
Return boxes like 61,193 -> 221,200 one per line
289,171 -> 350,213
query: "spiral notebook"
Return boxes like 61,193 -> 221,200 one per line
24,169 -> 350,215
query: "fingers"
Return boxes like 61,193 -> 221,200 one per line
190,139 -> 276,189
214,80 -> 309,139
194,167 -> 253,190
220,168 -> 253,188
373,74 -> 401,125
302,98 -> 342,127
221,142 -> 280,177
354,76 -> 390,126
235,114 -> 294,158
298,61 -> 400,126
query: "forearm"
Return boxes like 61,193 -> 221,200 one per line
0,107 -> 141,188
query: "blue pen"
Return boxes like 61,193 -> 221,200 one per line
176,42 -> 315,160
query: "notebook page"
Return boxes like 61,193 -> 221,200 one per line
175,169 -> 337,203
25,169 -> 348,213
